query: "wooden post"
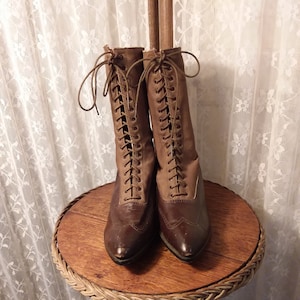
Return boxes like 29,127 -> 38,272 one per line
148,0 -> 159,49
159,0 -> 173,49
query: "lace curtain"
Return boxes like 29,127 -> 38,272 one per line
0,0 -> 299,299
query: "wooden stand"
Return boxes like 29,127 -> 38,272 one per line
52,181 -> 265,299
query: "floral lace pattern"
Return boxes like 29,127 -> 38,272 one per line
0,1 -> 300,299
176,1 -> 300,299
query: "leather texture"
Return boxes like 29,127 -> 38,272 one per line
143,47 -> 210,261
103,46 -> 157,265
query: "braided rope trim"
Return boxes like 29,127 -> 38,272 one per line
51,190 -> 265,300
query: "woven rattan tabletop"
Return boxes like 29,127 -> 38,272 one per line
52,181 -> 265,299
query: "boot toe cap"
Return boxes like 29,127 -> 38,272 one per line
110,245 -> 132,264
105,238 -> 139,265
161,224 -> 210,262
104,224 -> 156,265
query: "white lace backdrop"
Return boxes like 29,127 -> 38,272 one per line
0,0 -> 299,299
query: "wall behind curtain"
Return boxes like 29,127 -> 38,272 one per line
0,1 -> 299,299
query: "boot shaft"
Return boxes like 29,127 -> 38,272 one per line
143,47 -> 200,200
104,46 -> 155,204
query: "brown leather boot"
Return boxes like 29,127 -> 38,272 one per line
79,46 -> 157,265
104,46 -> 157,265
143,47 -> 210,262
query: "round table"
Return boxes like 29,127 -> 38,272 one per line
51,181 -> 265,299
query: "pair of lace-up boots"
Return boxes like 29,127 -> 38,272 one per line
79,45 -> 210,265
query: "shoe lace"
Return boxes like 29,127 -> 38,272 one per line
128,49 -> 200,197
78,48 -> 142,200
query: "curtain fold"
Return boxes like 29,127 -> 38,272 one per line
0,1 -> 299,299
